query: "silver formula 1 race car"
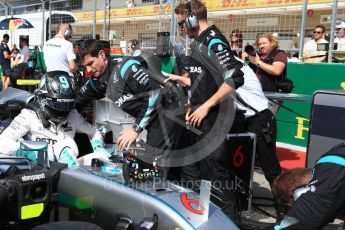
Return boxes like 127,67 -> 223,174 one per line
0,87 -> 239,229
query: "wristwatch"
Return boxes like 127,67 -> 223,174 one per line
257,61 -> 263,67
132,123 -> 143,134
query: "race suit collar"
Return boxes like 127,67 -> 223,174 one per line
98,57 -> 115,85
48,119 -> 67,134
196,24 -> 217,41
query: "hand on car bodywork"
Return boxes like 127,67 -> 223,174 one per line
117,128 -> 139,151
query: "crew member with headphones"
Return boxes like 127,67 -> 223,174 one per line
173,0 -> 282,220
273,143 -> 345,229
127,39 -> 141,56
43,23 -> 77,77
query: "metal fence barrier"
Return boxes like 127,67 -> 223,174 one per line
0,0 -> 344,62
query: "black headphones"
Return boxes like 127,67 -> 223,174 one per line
184,1 -> 199,30
64,24 -> 73,38
57,23 -> 73,39
130,39 -> 139,50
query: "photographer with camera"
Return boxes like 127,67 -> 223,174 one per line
0,71 -> 108,167
230,29 -> 243,58
243,33 -> 288,114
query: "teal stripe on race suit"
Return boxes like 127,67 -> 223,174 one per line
138,89 -> 160,128
120,60 -> 141,79
207,38 -> 228,57
88,78 -> 100,93
316,155 -> 345,167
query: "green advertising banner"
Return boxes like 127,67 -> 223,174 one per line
278,62 -> 345,148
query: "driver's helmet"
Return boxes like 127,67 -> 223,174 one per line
36,71 -> 76,123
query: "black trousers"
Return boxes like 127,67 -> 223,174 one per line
181,143 -> 238,219
246,109 -> 282,184
180,109 -> 239,219
144,98 -> 184,180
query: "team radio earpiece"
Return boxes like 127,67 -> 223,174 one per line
184,1 -> 199,30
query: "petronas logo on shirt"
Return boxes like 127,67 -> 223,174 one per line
218,44 -> 223,51
132,65 -> 138,72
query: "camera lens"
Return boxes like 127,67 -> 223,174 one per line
30,182 -> 47,201
245,45 -> 256,56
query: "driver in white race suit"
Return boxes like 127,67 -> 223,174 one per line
0,71 -> 109,167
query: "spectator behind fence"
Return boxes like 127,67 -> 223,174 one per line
126,0 -> 136,7
229,29 -> 243,58
11,44 -> 19,55
16,38 -> 30,65
127,39 -> 142,56
43,23 -> 77,77
290,37 -> 299,59
10,48 -> 19,69
10,38 -> 30,88
0,34 -> 12,90
10,44 -> 19,69
303,25 -> 328,63
334,22 -> 345,63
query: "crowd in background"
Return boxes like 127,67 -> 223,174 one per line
220,21 -> 345,64
0,34 -> 31,91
